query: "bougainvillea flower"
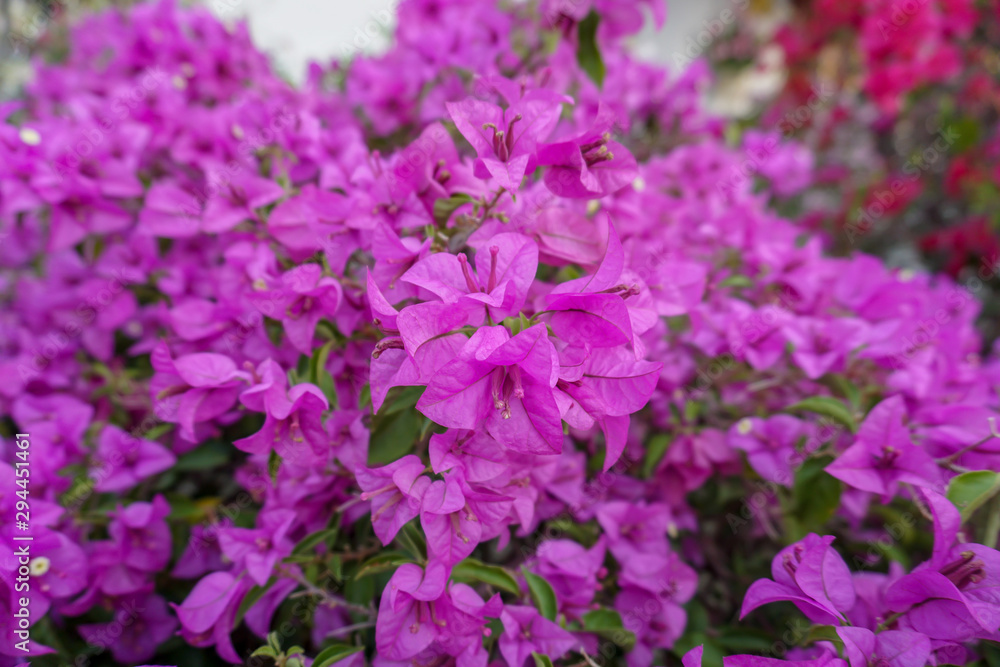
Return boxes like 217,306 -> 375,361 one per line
356,455 -> 430,545
416,324 -> 563,454
499,605 -> 578,667
537,103 -> 638,198
148,343 -> 248,441
218,509 -> 296,585
728,415 -> 807,486
173,571 -> 254,664
78,594 -> 177,665
401,232 -> 538,324
446,92 -> 564,192
108,495 -> 172,574
91,424 -> 176,492
836,627 -> 931,667
201,171 -> 284,233
825,396 -> 943,500
741,534 -> 856,624
885,490 -> 1000,641
251,263 -> 343,355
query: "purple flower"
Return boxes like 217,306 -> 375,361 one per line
173,571 -> 254,664
356,455 -> 430,545
836,627 -> 931,667
251,263 -> 343,355
108,495 -> 173,575
499,605 -> 578,667
91,425 -> 176,492
78,594 -> 177,665
741,534 -> 857,625
825,396 -> 943,501
537,104 -> 638,199
446,90 -> 565,192
376,561 -> 501,664
884,490 -> 1000,641
218,509 -> 296,586
416,324 -> 564,455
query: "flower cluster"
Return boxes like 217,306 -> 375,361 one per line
1,1 -> 999,667
714,0 -> 1000,331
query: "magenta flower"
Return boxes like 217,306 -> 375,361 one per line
533,538 -> 607,615
200,171 -> 284,233
78,594 -> 177,665
401,232 -> 539,325
596,501 -> 674,561
251,263 -> 343,355
235,375 -> 330,465
376,561 -> 502,663
446,91 -> 564,192
108,495 -> 173,575
499,605 -> 578,667
537,104 -> 638,199
356,455 -> 430,545
728,415 -> 807,486
416,324 -> 564,454
825,396 -> 943,501
149,343 -> 247,441
173,571 -> 254,664
218,509 -> 296,585
884,490 -> 1000,641
741,534 -> 856,625
91,424 -> 176,492
835,627 -> 930,667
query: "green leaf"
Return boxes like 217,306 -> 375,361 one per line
452,558 -> 520,595
582,608 -> 636,651
394,521 -> 427,562
173,441 -> 231,471
718,274 -> 753,289
532,652 -> 555,667
369,408 -> 421,465
291,526 -> 340,556
788,456 -> 842,540
310,339 -> 340,407
523,571 -> 558,621
716,626 -> 775,653
642,434 -> 671,478
354,550 -> 413,579
234,577 -> 277,630
785,396 -> 857,433
803,624 -> 842,646
819,373 -> 862,409
947,470 -> 1000,522
576,10 -> 605,88
433,193 -> 475,226
269,449 -> 282,483
251,645 -> 278,658
313,644 -> 364,667
166,495 -> 203,521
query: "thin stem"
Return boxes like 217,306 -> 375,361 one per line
325,621 -> 375,638
286,570 -> 372,616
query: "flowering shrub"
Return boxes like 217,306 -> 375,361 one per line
707,0 -> 1000,328
2,2 -> 1000,667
